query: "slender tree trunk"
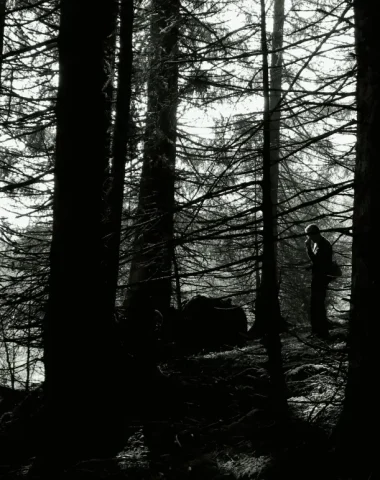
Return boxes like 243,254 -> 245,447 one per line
254,174 -> 262,291
172,248 -> 182,310
25,302 -> 32,392
269,0 -> 285,280
256,0 -> 288,421
334,2 -> 380,478
104,0 -> 134,313
253,0 -> 285,334
0,0 -> 6,87
124,0 -> 179,323
43,0 -> 124,464
0,322 -> 15,389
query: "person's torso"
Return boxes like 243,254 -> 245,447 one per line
312,236 -> 332,276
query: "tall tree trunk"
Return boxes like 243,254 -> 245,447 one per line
269,0 -> 285,281
43,0 -> 124,465
0,321 -> 15,389
172,247 -> 182,310
256,0 -> 288,421
25,302 -> 32,392
124,0 -> 179,323
0,0 -> 6,81
253,0 -> 285,334
334,1 -> 380,478
103,0 -> 134,313
254,170 -> 262,292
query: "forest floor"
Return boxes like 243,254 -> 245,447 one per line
2,319 -> 348,480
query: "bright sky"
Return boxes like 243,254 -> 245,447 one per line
0,0 -> 355,232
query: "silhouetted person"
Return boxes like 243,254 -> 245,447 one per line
305,224 -> 332,338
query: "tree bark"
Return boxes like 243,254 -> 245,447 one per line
269,0 -> 285,278
103,0 -> 134,313
124,0 -> 179,323
256,0 -> 288,421
0,0 -> 6,81
334,1 -> 380,478
43,0 -> 124,464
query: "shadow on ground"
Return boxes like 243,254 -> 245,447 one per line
1,323 -> 348,479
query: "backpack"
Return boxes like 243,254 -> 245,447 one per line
327,260 -> 342,282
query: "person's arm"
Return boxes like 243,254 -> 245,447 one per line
305,239 -> 316,263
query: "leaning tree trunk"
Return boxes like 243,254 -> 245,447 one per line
256,0 -> 288,421
124,0 -> 179,323
43,0 -> 124,465
334,1 -> 380,478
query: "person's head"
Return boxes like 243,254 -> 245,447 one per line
305,224 -> 321,243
